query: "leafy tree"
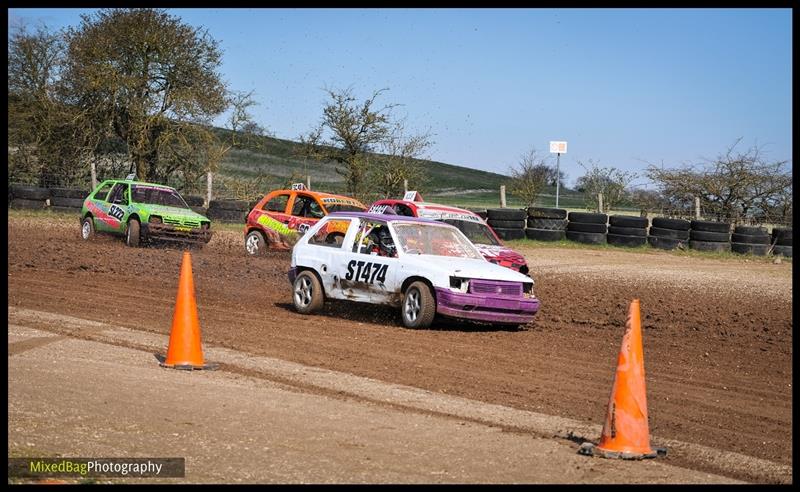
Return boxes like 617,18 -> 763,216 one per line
575,159 -> 637,212
60,8 -> 228,182
645,139 -> 792,223
508,148 -> 552,207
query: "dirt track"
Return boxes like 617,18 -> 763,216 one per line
7,215 -> 793,482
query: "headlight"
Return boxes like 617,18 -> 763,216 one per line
449,276 -> 469,293
201,222 -> 210,230
523,282 -> 535,298
149,215 -> 162,224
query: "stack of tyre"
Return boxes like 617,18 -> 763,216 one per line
486,208 -> 526,240
9,185 -> 50,210
647,217 -> 690,250
771,228 -> 792,258
565,212 -> 608,245
207,199 -> 249,223
730,225 -> 770,256
49,188 -> 88,213
689,220 -> 731,252
183,195 -> 206,216
525,207 -> 567,241
607,215 -> 648,247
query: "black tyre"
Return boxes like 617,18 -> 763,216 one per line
731,233 -> 770,245
609,215 -> 648,228
245,230 -> 267,256
772,228 -> 792,246
487,219 -> 526,229
652,217 -> 690,230
647,236 -> 687,250
293,270 -> 325,314
734,225 -> 767,236
50,196 -> 84,208
81,216 -> 95,241
209,199 -> 249,211
10,185 -> 50,201
567,212 -> 608,224
487,208 -> 526,221
401,281 -> 436,329
607,234 -> 648,247
648,227 -> 690,240
50,187 -> 88,199
527,207 -> 567,219
730,242 -> 769,256
608,226 -> 647,237
565,230 -> 606,245
492,227 -> 525,241
690,230 -> 730,242
525,228 -> 566,241
689,240 -> 731,252
566,222 -> 607,233
772,245 -> 792,258
183,195 -> 205,207
690,220 -> 730,233
527,218 -> 567,230
9,198 -> 46,209
126,219 -> 141,247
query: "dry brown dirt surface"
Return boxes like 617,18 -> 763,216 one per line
7,214 -> 793,482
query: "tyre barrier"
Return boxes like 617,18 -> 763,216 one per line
525,228 -> 565,241
49,196 -> 84,209
688,220 -> 730,253
10,184 -> 50,201
730,225 -> 772,257
565,212 -> 607,245
772,244 -> 792,258
690,219 -> 731,233
527,207 -> 567,220
492,227 -> 525,241
606,215 -> 649,248
50,187 -> 88,199
689,240 -> 731,252
527,218 -> 567,230
647,217 -> 690,250
689,230 -> 730,242
183,195 -> 205,207
487,208 -> 526,241
9,198 -> 47,209
771,227 -> 792,258
207,199 -> 249,223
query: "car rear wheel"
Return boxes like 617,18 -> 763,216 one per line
401,281 -> 436,329
81,217 -> 95,240
126,219 -> 141,247
245,230 -> 266,256
293,270 -> 324,314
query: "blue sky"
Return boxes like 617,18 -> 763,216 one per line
8,8 -> 793,188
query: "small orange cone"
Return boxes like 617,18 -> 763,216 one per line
579,299 -> 665,459
160,251 -> 217,370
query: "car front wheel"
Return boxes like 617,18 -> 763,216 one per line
293,270 -> 324,314
126,219 -> 141,247
401,281 -> 436,329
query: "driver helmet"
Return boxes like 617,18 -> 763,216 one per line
373,226 -> 396,257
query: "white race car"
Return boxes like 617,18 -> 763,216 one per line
289,212 -> 540,329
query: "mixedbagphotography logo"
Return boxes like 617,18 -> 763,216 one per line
8,458 -> 185,478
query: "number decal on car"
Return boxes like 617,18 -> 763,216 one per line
345,260 -> 388,284
109,205 -> 125,221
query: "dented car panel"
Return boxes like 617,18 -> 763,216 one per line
290,212 -> 540,326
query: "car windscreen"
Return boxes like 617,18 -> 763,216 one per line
131,185 -> 189,209
441,219 -> 501,246
392,223 -> 484,260
326,204 -> 366,213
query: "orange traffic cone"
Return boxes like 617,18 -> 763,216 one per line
160,251 -> 217,370
579,299 -> 665,459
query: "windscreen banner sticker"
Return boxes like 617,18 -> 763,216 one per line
322,197 -> 361,206
108,205 -> 125,221
417,209 -> 482,222
368,204 -> 389,214
345,260 -> 388,284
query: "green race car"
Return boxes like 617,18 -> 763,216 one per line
80,179 -> 212,247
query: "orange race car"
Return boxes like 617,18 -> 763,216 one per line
244,183 -> 367,255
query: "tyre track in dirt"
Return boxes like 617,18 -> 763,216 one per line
7,217 -> 792,480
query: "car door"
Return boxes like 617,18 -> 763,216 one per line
287,192 -> 322,234
340,218 -> 399,305
105,182 -> 132,234
301,217 -> 360,301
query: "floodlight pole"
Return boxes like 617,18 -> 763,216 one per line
555,153 -> 561,209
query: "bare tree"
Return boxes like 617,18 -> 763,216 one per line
646,139 -> 792,223
371,122 -> 434,198
575,159 -> 637,212
299,86 -> 398,200
508,148 -> 552,207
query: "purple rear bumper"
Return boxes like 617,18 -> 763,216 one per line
434,288 -> 540,325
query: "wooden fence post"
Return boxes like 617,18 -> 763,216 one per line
206,171 -> 213,208
404,179 -> 408,194
695,197 -> 701,219
500,185 -> 507,208
598,193 -> 603,213
307,175 -> 311,190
